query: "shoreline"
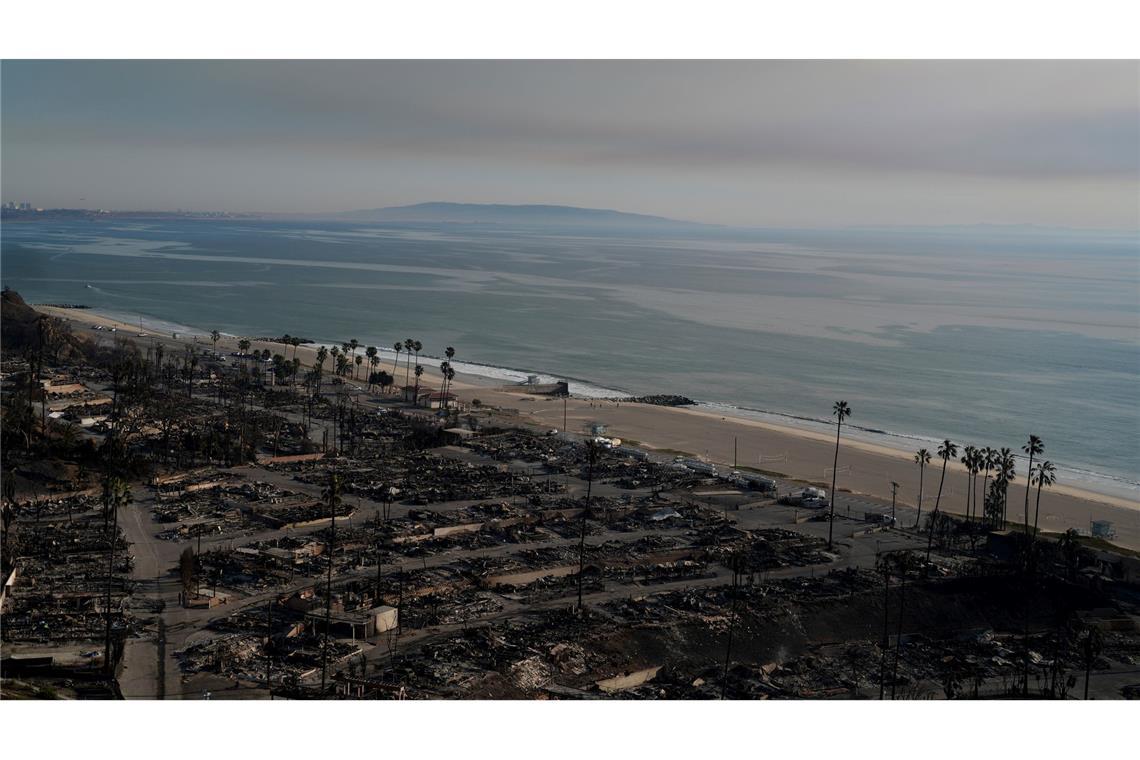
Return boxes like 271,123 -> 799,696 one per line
38,304 -> 1140,548
43,303 -> 1139,499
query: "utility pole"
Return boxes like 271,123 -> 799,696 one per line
103,484 -> 119,676
577,441 -> 597,613
890,481 -> 899,525
878,557 -> 890,700
196,523 -> 203,597
265,600 -> 273,699
721,553 -> 740,699
321,473 -> 339,693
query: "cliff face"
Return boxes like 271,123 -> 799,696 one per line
1,289 -> 91,360
1,288 -> 41,351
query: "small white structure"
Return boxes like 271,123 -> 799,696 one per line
372,605 -> 399,634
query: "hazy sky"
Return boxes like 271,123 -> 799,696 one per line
2,60 -> 1137,228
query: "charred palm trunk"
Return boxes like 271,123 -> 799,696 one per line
925,458 -> 949,564
1033,481 -> 1045,539
890,570 -> 907,700
879,570 -> 890,699
914,465 -> 925,529
577,444 -> 597,612
827,420 -> 842,550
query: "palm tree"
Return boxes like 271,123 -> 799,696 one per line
998,447 -> 1016,528
925,439 -> 958,562
365,346 -> 378,387
1021,435 -> 1044,535
354,354 -> 363,380
443,346 -> 456,407
290,336 -> 301,362
978,447 -> 995,526
376,371 -> 394,394
413,364 -> 424,405
412,340 -> 422,386
368,354 -> 380,391
348,339 -> 359,372
826,400 -> 851,551
314,346 -> 328,396
392,342 -> 402,377
238,338 -> 251,357
210,330 -> 221,355
970,448 -> 985,523
1031,460 -> 1056,539
403,339 -> 414,395
959,445 -> 976,522
913,448 -> 931,528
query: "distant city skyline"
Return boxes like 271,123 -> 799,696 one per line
2,60 -> 1138,229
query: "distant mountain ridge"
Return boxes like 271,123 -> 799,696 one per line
334,202 -> 708,228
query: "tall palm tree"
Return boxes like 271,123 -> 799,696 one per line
392,342 -> 402,377
349,338 -> 359,368
291,336 -> 301,363
314,346 -> 328,396
210,330 -> 221,355
970,448 -> 985,523
926,439 -> 958,562
412,340 -> 422,387
413,364 -> 424,405
1021,435 -> 1044,535
443,346 -> 456,408
998,447 -> 1016,528
369,354 -> 380,391
1031,461 -> 1056,539
978,447 -> 995,526
826,400 -> 851,551
365,346 -> 378,386
354,354 -> 363,380
959,445 -> 976,522
403,339 -> 414,395
913,448 -> 931,528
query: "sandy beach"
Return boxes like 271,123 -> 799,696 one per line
43,305 -> 1140,550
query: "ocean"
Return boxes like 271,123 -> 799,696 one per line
2,217 -> 1138,499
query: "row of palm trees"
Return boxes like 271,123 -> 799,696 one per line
829,401 -> 1060,550
216,329 -> 466,413
910,436 -> 1057,537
